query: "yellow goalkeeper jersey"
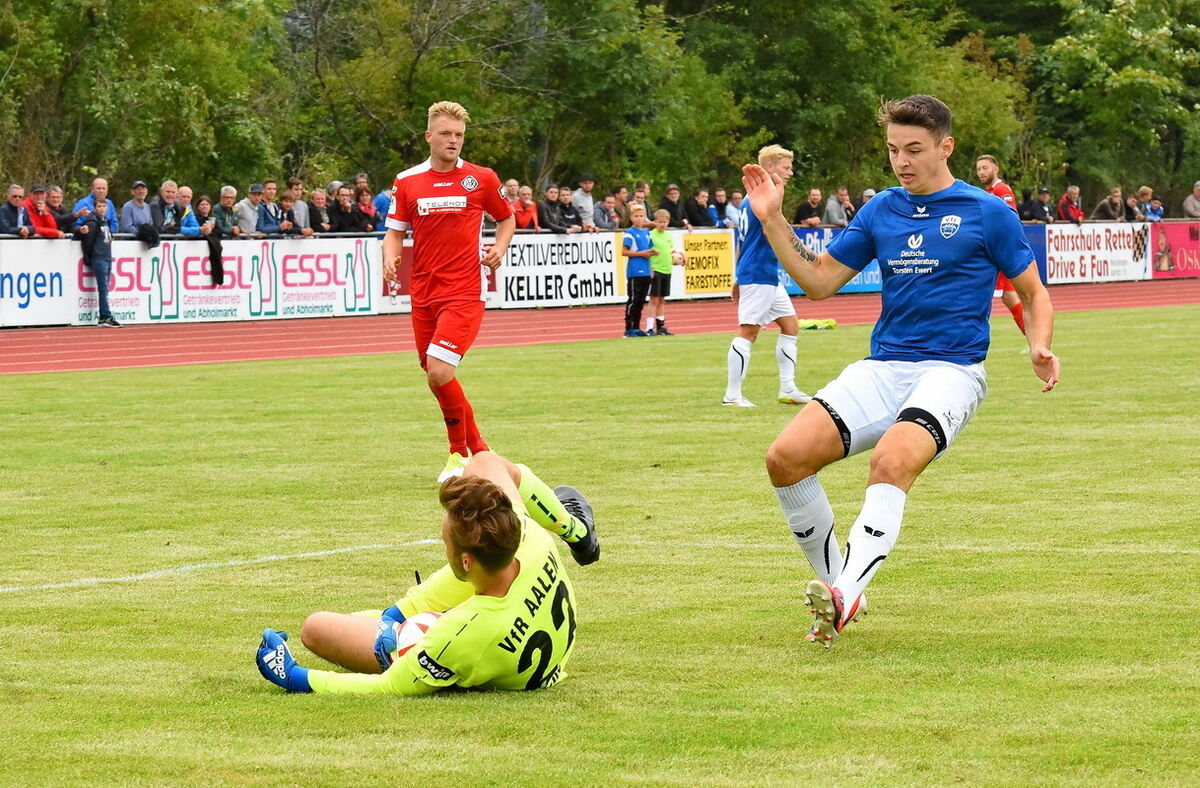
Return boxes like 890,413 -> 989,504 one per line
306,517 -> 578,695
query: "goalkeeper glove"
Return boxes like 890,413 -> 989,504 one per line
372,605 -> 407,672
256,629 -> 312,693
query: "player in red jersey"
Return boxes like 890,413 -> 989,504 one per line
976,154 -> 1026,334
383,101 -> 516,482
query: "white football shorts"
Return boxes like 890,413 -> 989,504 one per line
737,283 -> 795,326
813,359 -> 987,459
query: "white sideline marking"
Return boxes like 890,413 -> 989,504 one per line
621,540 -> 1200,557
0,539 -> 441,595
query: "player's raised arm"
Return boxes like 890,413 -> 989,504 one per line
740,164 -> 857,300
1009,264 -> 1060,392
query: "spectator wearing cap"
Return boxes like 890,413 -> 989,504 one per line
853,188 -> 876,212
235,183 -> 263,235
71,177 -> 118,232
684,188 -> 715,227
45,186 -> 81,232
0,184 -> 33,237
214,186 -> 241,237
1183,181 -> 1200,218
658,183 -> 690,229
571,173 -> 598,232
1146,195 -> 1165,223
1027,186 -> 1055,223
24,185 -> 66,238
119,180 -> 153,233
150,180 -> 181,233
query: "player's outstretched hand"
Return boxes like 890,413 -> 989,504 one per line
256,629 -> 312,693
1031,347 -> 1060,392
741,164 -> 785,221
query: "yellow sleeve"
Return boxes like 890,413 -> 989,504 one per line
306,658 -> 441,696
395,564 -> 474,619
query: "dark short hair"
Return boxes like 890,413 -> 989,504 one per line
878,94 -> 953,140
286,176 -> 303,188
262,178 -> 276,188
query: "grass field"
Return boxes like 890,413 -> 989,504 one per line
3,304 -> 1199,785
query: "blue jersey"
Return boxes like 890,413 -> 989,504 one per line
736,197 -> 782,285
826,179 -> 1034,364
622,226 -> 653,278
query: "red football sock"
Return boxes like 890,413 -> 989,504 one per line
463,396 -> 489,455
432,378 -> 469,455
1008,300 -> 1026,334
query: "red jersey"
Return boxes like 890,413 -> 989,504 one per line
385,158 -> 512,306
985,179 -> 1018,212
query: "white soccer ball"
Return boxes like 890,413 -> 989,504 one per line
671,248 -> 687,266
390,611 -> 442,659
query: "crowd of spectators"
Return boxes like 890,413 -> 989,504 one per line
3,172 -> 1200,240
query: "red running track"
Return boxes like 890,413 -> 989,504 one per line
2,279 -> 1196,374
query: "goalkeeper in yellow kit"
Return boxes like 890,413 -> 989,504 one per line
255,451 -> 598,694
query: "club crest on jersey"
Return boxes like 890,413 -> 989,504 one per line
907,233 -> 923,249
940,214 -> 962,238
460,175 -> 478,191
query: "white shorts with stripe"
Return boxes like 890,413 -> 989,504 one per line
813,359 -> 987,459
737,283 -> 795,326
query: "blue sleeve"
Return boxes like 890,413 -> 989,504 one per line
825,196 -> 878,271
180,211 -> 200,236
981,200 -> 1035,279
118,203 -> 135,234
258,203 -> 280,234
71,197 -> 89,225
622,231 -> 633,248
106,202 -> 118,233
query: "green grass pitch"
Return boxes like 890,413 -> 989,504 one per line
2,304 -> 1198,785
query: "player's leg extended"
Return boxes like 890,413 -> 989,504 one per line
300,612 -> 389,674
830,422 -> 934,615
834,363 -> 985,615
766,403 -> 851,585
724,324 -> 759,405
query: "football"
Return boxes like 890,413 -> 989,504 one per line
671,248 -> 687,266
389,611 -> 442,659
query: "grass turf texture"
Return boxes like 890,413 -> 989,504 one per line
2,304 -> 1198,785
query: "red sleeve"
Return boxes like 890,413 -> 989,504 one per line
998,184 -> 1017,210
481,170 -> 513,221
385,175 -> 408,230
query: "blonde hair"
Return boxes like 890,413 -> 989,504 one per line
630,205 -> 647,216
757,144 -> 794,168
653,209 -> 670,221
428,101 -> 471,128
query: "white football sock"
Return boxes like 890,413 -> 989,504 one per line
776,333 -> 798,392
835,483 -> 906,611
645,317 -> 656,331
725,337 -> 752,400
774,475 -> 842,585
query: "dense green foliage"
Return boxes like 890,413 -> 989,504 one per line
3,305 -> 1200,783
1,0 -> 1196,205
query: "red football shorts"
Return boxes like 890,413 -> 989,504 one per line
411,300 -> 486,369
995,273 -> 1016,292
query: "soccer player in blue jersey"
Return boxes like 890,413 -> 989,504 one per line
741,94 -> 1061,647
723,144 -> 812,407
